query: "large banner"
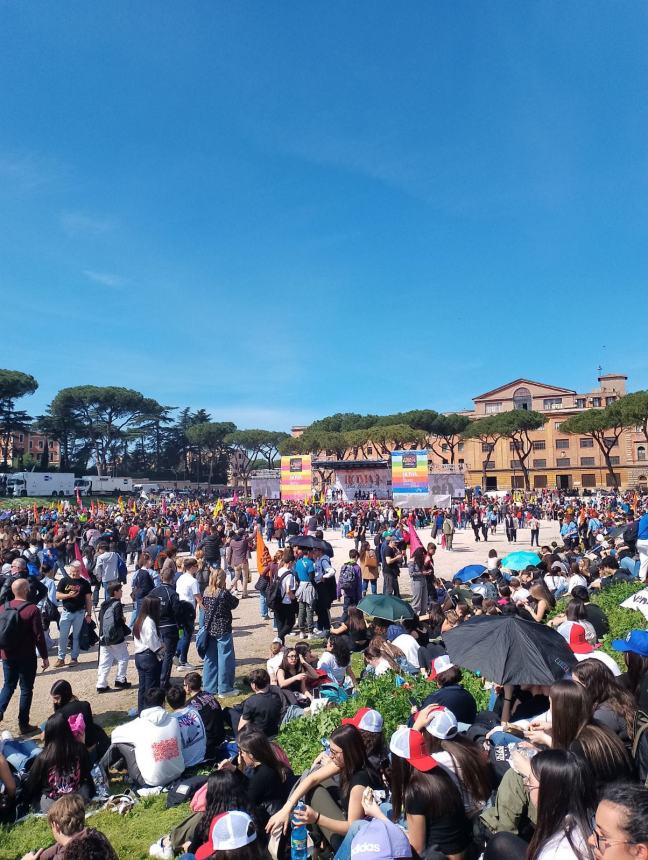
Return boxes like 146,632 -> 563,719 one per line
428,470 -> 466,502
280,455 -> 312,501
392,450 -> 432,507
333,467 -> 391,501
250,473 -> 281,500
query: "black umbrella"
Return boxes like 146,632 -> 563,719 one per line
287,534 -> 334,557
443,615 -> 576,686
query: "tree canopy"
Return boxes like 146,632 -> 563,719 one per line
0,369 -> 38,468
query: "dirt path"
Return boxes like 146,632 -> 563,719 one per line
0,520 -> 560,734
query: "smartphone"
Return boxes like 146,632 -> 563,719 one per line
408,695 -> 420,709
320,737 -> 330,753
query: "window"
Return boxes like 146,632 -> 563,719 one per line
38,441 -> 43,449
512,476 -> 525,488
458,442 -> 464,452
543,398 -> 563,410
532,440 -> 546,450
609,456 -> 620,466
485,402 -> 502,414
580,457 -> 595,466
604,437 -> 618,448
18,433 -> 24,442
534,475 -> 548,488
458,458 -> 465,466
592,397 -> 601,407
638,446 -> 647,461
513,387 -> 532,411
441,443 -> 449,451
579,438 -> 594,448
581,474 -> 596,488
576,398 -> 586,408
484,460 -> 495,470
554,422 -> 562,429
510,459 -> 522,469
481,442 -> 495,452
605,396 -> 616,405
366,446 -> 373,456
557,458 -> 571,467
556,439 -> 570,449
28,441 -> 32,450
533,458 -> 547,468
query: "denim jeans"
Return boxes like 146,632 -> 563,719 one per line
362,579 -> 378,596
259,590 -> 269,619
159,627 -> 179,688
176,625 -> 193,664
135,649 -> 162,713
0,657 -> 37,726
203,631 -> 236,695
58,608 -> 85,659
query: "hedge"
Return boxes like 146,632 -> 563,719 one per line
279,581 -> 648,770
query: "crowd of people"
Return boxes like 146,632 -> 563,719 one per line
0,488 -> 647,860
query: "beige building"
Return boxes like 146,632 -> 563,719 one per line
2,430 -> 61,469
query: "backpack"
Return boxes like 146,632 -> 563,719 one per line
632,708 -> 648,786
623,520 -> 639,549
117,555 -> 128,584
338,563 -> 357,593
0,602 -> 29,650
131,568 -> 154,601
266,571 -> 293,611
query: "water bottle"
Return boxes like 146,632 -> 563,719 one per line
91,763 -> 110,800
290,800 -> 308,860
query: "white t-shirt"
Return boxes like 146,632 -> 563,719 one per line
574,650 -> 621,676
544,574 -> 567,593
536,826 -> 588,860
173,705 -> 206,768
267,652 -> 284,684
278,567 -> 297,604
511,587 -> 531,603
374,658 -> 392,676
391,634 -> 420,667
318,651 -> 346,685
567,574 -> 587,593
176,572 -> 200,606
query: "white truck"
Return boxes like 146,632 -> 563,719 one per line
6,471 -> 76,497
74,476 -> 134,495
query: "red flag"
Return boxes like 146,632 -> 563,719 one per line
406,523 -> 424,554
161,496 -> 167,514
75,488 -> 82,508
232,492 -> 239,506
74,541 -> 90,582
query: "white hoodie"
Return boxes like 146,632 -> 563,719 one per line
111,706 -> 184,787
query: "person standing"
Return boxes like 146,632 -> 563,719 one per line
407,547 -> 429,616
275,551 -> 298,644
148,569 -> 181,688
202,569 -> 239,697
470,509 -> 482,542
637,506 -> 648,582
313,547 -> 335,637
96,581 -> 131,694
359,541 -> 379,596
175,557 -> 203,669
226,529 -> 251,598
442,513 -> 455,550
54,561 -> 92,668
132,596 -> 163,714
198,524 -> 223,569
382,536 -> 403,596
504,512 -> 517,543
0,579 -> 49,734
530,514 -> 540,547
93,542 -> 120,605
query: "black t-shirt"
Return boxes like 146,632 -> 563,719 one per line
584,603 -> 609,639
347,767 -> 383,808
57,576 -> 91,612
422,685 -> 477,725
247,763 -> 292,820
383,547 -> 401,574
148,584 -> 180,629
55,700 -> 108,752
241,691 -> 282,736
190,690 -> 226,757
406,795 -> 473,855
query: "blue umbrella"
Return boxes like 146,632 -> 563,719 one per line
453,564 -> 487,583
501,550 -> 541,571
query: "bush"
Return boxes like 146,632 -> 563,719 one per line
277,668 -> 490,772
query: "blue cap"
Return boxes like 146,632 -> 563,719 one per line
611,629 -> 648,658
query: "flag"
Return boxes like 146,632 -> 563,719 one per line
407,523 -> 424,554
33,501 -> 39,521
75,488 -> 82,508
118,495 -> 124,512
213,499 -> 223,516
232,492 -> 239,506
161,496 -> 167,514
131,498 -> 137,512
74,541 -> 90,582
57,500 -> 64,514
256,528 -> 272,575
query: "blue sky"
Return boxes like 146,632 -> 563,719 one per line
2,2 -> 648,430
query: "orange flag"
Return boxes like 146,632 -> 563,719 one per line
256,528 -> 272,574
33,502 -> 39,521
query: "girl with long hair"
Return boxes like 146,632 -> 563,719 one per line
48,680 -> 109,763
202,568 -> 239,697
275,647 -> 318,704
572,659 -> 635,745
330,607 -> 369,652
520,582 -> 556,623
132,595 -> 163,713
317,636 -> 357,689
26,713 -> 93,812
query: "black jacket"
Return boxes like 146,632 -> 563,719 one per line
149,583 -> 180,630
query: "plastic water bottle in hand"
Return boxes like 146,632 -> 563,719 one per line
290,800 -> 308,860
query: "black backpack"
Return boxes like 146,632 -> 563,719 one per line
266,571 -> 293,611
632,708 -> 648,786
0,601 -> 29,650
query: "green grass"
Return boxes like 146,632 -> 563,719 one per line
0,796 -> 190,860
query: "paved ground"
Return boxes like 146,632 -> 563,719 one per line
0,518 -> 561,734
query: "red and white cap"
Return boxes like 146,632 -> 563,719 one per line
427,655 -> 455,681
389,726 -> 438,772
557,621 -> 597,654
342,707 -> 384,733
196,811 -> 257,860
423,705 -> 459,739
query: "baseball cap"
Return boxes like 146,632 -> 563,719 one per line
389,726 -> 438,772
427,655 -> 455,682
558,621 -> 597,655
195,811 -> 257,860
612,630 -> 648,658
342,707 -> 384,733
423,705 -> 459,739
351,818 -> 412,860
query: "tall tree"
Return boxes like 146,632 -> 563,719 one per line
609,390 -> 648,446
489,410 -> 547,490
462,415 -> 504,490
428,414 -> 471,464
365,424 -> 427,459
560,404 -> 631,489
0,370 -> 38,468
186,422 -> 236,484
226,429 -> 278,494
258,431 -> 290,468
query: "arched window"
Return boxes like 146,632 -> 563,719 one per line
638,446 -> 646,461
513,387 -> 532,411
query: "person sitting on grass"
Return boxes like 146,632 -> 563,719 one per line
101,687 -> 184,789
330,607 -> 370,652
182,671 -> 226,759
226,669 -> 282,737
275,646 -> 320,705
166,685 -> 208,769
20,792 -> 87,860
47,679 -> 110,765
26,713 -> 94,813
317,636 -> 357,690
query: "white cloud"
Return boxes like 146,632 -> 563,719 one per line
0,153 -> 61,193
61,211 -> 115,237
82,269 -> 127,288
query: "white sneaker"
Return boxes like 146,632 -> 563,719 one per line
312,628 -> 324,636
178,662 -> 195,670
149,837 -> 173,859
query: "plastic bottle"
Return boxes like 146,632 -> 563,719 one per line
290,800 -> 308,860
